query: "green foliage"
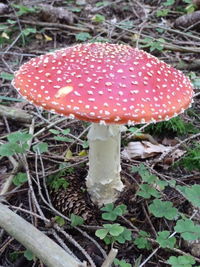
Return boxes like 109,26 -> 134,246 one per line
118,20 -> 134,29
137,184 -> 161,199
13,172 -> 28,186
50,177 -> 69,191
33,142 -> 48,154
174,219 -> 200,241
114,258 -> 131,267
0,132 -> 32,157
95,224 -> 132,244
70,214 -> 84,226
54,216 -> 66,226
179,144 -> 200,171
141,37 -> 165,52
167,255 -> 196,267
49,128 -> 74,142
178,185 -> 200,207
95,1 -> 109,7
133,231 -> 151,250
148,199 -> 178,220
12,4 -> 37,16
156,9 -> 170,17
0,72 -> 14,81
156,231 -> 176,249
24,249 -> 35,261
131,164 -> 157,184
145,116 -> 196,136
22,27 -> 36,36
100,203 -> 127,221
92,14 -> 105,23
163,0 -> 175,6
75,32 -> 92,41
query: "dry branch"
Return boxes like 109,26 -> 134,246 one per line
174,11 -> 200,29
0,104 -> 32,123
0,203 -> 86,267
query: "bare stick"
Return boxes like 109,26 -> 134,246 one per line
101,248 -> 118,267
0,203 -> 86,267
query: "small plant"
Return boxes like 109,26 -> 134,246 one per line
24,249 -> 36,261
141,37 -> 165,52
12,172 -> 28,186
156,231 -> 176,249
148,199 -> 179,220
174,219 -> 200,241
0,131 -> 32,157
54,216 -> 66,227
133,231 -> 151,250
49,129 -> 74,143
91,14 -> 105,23
145,116 -> 197,136
70,214 -> 84,227
100,203 -> 127,221
75,32 -> 92,42
114,258 -> 131,267
178,144 -> 200,171
95,223 -> 132,245
167,255 -> 196,267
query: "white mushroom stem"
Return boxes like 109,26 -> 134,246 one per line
86,123 -> 124,206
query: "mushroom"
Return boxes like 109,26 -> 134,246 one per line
12,43 -> 193,206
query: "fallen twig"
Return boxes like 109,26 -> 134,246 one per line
0,203 -> 86,267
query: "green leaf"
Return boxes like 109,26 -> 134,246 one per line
54,136 -> 74,142
0,72 -> 14,81
7,132 -> 32,143
50,177 -> 69,191
156,9 -> 170,17
75,32 -> 92,41
137,184 -> 161,199
174,219 -> 200,241
101,203 -> 127,221
131,164 -> 157,184
22,27 -> 36,36
115,228 -> 132,244
70,214 -> 84,226
167,255 -> 195,267
148,199 -> 178,220
183,185 -> 200,207
163,0 -> 175,6
61,129 -> 71,135
95,228 -> 109,239
33,142 -> 48,154
49,129 -> 60,135
55,216 -> 65,226
92,14 -> 105,23
13,172 -> 28,186
107,224 -> 124,236
114,258 -> 131,267
156,231 -> 176,249
118,20 -> 134,29
133,231 -> 151,250
24,249 -> 35,261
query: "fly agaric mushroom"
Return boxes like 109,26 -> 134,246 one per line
12,43 -> 193,206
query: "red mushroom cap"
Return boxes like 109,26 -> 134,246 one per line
12,43 -> 193,124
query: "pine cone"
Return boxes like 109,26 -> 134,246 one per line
49,174 -> 97,223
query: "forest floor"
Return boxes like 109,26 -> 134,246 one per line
0,0 -> 200,266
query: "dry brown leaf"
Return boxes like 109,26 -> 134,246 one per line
122,141 -> 170,160
121,141 -> 184,162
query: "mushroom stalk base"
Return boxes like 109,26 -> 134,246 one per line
86,123 -> 124,206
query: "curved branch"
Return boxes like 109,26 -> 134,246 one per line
0,203 -> 86,267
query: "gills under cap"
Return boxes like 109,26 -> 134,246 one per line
12,43 -> 193,124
